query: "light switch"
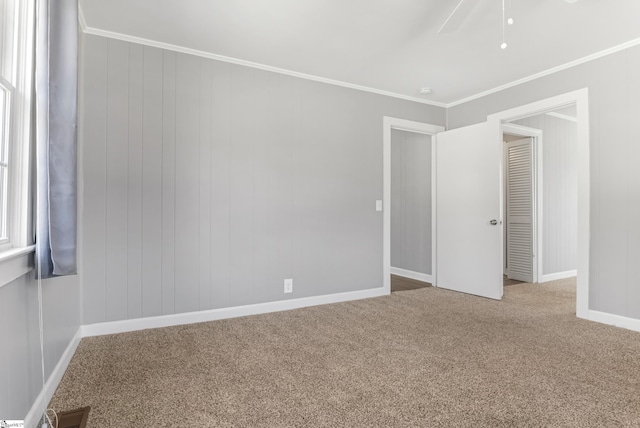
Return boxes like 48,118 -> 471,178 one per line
376,200 -> 383,211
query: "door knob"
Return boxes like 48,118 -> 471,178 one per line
490,219 -> 498,225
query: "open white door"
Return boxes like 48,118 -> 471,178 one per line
436,121 -> 503,300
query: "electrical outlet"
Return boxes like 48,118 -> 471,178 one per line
284,278 -> 293,294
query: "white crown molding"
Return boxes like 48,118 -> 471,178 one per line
79,25 -> 446,108
448,37 -> 640,107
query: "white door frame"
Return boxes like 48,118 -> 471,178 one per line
383,117 -> 444,294
488,88 -> 589,319
502,123 -> 543,284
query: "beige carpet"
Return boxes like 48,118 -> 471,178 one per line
50,278 -> 640,427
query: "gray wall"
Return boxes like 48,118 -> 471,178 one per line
0,273 -> 80,419
390,129 -> 432,275
512,114 -> 577,276
80,34 -> 445,325
448,44 -> 640,320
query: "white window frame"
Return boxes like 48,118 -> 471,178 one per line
0,0 -> 36,288
0,75 -> 12,245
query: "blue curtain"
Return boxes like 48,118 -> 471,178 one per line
35,0 -> 78,278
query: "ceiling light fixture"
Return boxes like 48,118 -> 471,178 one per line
438,0 -> 517,50
501,0 -> 516,49
501,0 -> 508,49
419,88 -> 432,95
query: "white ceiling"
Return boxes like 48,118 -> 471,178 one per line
80,0 -> 640,106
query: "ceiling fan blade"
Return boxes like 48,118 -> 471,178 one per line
438,0 -> 477,34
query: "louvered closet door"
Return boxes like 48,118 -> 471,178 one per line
506,138 -> 533,282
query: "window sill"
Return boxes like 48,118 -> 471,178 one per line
0,245 -> 35,288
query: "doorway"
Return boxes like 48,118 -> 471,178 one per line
391,129 -> 432,291
382,117 -> 444,294
489,88 -> 589,319
504,106 -> 579,286
390,128 -> 432,292
431,89 -> 588,317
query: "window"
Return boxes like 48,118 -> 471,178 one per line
0,0 -> 35,285
0,0 -> 18,248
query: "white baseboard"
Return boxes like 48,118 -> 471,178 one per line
390,267 -> 432,283
540,270 -> 577,283
82,287 -> 388,337
586,310 -> 640,333
24,327 -> 82,428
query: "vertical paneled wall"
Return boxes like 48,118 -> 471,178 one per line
513,114 -> 577,276
80,34 -> 445,324
390,130 -> 432,275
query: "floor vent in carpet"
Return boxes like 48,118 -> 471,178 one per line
55,407 -> 90,428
